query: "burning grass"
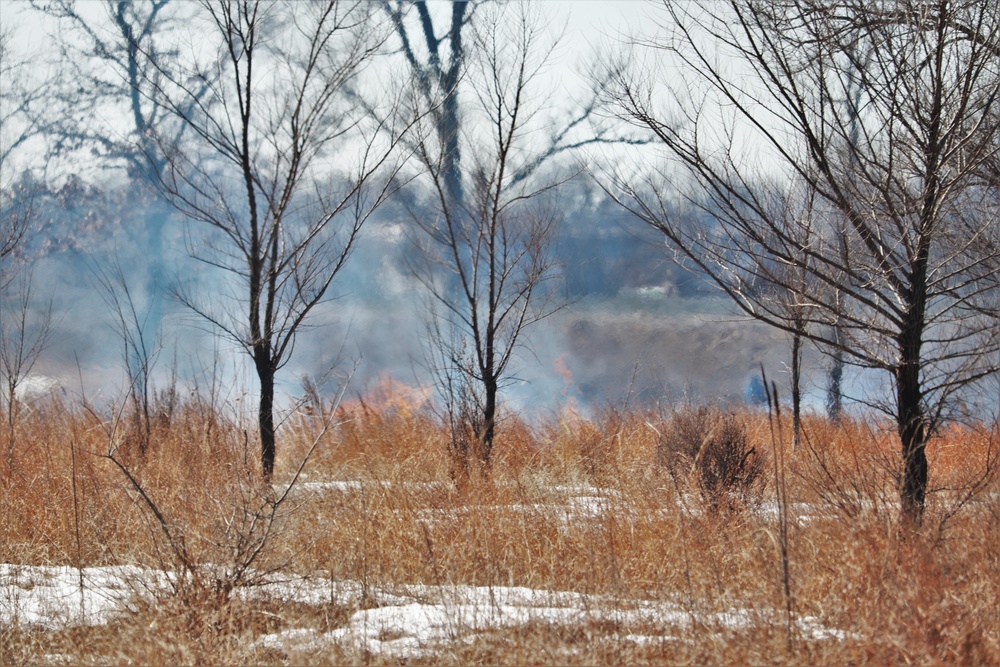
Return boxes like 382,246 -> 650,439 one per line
0,387 -> 997,665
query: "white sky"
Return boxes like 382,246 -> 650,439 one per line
1,0 -> 660,178
4,1 -> 656,58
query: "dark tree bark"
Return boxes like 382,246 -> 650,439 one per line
791,326 -> 802,449
255,348 -> 277,479
827,333 -> 844,424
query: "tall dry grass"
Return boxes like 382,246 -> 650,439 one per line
0,382 -> 997,665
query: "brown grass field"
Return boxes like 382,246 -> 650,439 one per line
0,379 -> 997,665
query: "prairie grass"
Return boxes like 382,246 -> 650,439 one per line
0,384 -> 997,665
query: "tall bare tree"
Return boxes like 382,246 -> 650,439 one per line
144,0 -> 409,479
406,3 -> 564,478
826,47 -> 870,425
606,0 -> 1000,524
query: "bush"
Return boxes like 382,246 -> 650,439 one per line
656,406 -> 765,511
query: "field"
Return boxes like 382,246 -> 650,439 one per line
0,382 -> 998,665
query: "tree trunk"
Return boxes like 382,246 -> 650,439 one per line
791,328 -> 802,450
896,324 -> 928,526
5,381 -> 15,481
256,354 -> 277,481
827,315 -> 844,424
480,377 -> 497,472
440,1 -> 465,208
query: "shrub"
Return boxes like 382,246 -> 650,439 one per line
656,406 -> 765,511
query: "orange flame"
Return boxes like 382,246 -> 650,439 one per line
340,373 -> 433,419
554,352 -> 581,419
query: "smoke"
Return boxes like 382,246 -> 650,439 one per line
7,173 -> 833,422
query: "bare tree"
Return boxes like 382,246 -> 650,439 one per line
736,184 -> 824,449
390,1 -> 641,478
93,259 -> 161,456
0,267 -> 53,480
406,3 -> 564,479
144,0 -> 409,480
826,46 -> 870,425
605,0 -> 1000,524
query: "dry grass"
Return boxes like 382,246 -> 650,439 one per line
0,385 -> 998,665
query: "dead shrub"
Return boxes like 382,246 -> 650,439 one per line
657,405 -> 765,511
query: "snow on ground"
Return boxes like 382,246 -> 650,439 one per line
297,481 -> 625,530
296,480 -> 837,528
254,581 -> 851,659
0,564 -> 165,627
297,480 -> 447,495
0,482 -> 853,659
1,562 -> 851,660
412,497 -> 617,529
